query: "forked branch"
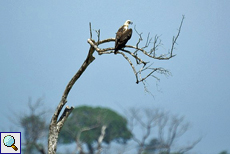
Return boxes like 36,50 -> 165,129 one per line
48,24 -> 97,154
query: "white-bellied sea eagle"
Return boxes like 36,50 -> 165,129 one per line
114,20 -> 133,54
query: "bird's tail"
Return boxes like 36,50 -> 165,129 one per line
114,49 -> 118,54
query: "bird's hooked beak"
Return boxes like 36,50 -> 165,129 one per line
124,20 -> 133,26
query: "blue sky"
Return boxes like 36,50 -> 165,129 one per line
1,1 -> 230,153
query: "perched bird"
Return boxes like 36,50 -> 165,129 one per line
114,20 -> 133,54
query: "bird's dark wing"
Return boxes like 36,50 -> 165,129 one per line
115,29 -> 132,51
115,26 -> 125,43
119,29 -> 132,43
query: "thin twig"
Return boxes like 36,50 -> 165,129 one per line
170,15 -> 185,56
119,52 -> 139,83
89,22 -> 92,39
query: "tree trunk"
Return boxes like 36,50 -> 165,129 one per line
87,143 -> 94,154
48,45 -> 96,154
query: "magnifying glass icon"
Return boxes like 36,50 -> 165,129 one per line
3,135 -> 18,151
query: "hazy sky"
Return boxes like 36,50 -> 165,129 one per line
1,1 -> 230,154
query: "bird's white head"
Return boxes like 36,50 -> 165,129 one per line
124,20 -> 133,27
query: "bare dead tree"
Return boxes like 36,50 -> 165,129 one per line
48,25 -> 95,153
157,113 -> 201,154
127,108 -> 162,154
126,108 -> 200,154
157,114 -> 190,153
48,16 -> 184,154
177,137 -> 202,154
16,98 -> 48,154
